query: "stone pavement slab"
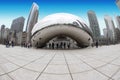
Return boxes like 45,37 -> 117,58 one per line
0,44 -> 120,80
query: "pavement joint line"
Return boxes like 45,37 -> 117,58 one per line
78,52 -> 120,77
6,55 -> 32,62
70,53 -> 113,79
0,63 -> 15,80
71,52 -> 120,70
6,73 -> 15,80
110,63 -> 120,67
7,52 -> 48,61
82,53 -> 120,65
0,53 -> 48,76
108,66 -> 120,80
63,53 -> 73,80
35,53 -> 56,80
21,53 -> 94,75
75,52 -> 120,63
43,67 -> 94,75
69,54 -> 109,69
0,67 -> 21,76
7,53 -> 47,66
21,67 -> 40,73
79,54 -> 120,70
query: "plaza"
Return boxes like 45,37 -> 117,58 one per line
0,44 -> 120,80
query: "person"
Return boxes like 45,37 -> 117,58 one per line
5,40 -> 9,48
9,41 -> 11,47
27,43 -> 31,48
95,41 -> 98,48
64,43 -> 66,49
11,41 -> 14,47
23,43 -> 25,47
52,43 -> 54,49
49,43 -> 51,49
56,43 -> 58,49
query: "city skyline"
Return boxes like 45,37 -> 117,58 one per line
0,0 -> 120,34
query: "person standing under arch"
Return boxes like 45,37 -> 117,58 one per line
95,41 -> 98,48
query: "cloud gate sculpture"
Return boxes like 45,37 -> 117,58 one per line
31,13 -> 93,49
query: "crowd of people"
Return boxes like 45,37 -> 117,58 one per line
5,40 -> 99,49
21,42 -> 32,48
5,40 -> 32,48
5,40 -> 14,48
48,42 -> 71,49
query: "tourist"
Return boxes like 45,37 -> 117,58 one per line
9,41 -> 11,47
95,41 -> 98,48
11,41 -> 14,47
5,40 -> 9,48
27,43 -> 31,48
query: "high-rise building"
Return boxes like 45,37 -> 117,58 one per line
11,16 -> 25,33
21,31 -> 27,45
0,25 -> 5,44
87,10 -> 101,41
116,0 -> 120,9
26,2 -> 39,43
16,32 -> 23,45
3,28 -> 10,41
103,28 -> 108,38
115,16 -> 120,30
115,28 -> 120,43
10,30 -> 17,44
104,15 -> 116,44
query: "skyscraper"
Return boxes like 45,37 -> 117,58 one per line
26,2 -> 39,43
115,16 -> 120,30
115,28 -> 120,43
87,10 -> 101,41
116,0 -> 120,9
0,25 -> 5,44
104,15 -> 116,44
3,28 -> 10,41
11,16 -> 25,33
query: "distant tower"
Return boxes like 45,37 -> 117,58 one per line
0,25 -> 5,44
3,28 -> 10,41
11,16 -> 25,33
26,2 -> 39,43
116,0 -> 120,9
104,15 -> 116,44
115,28 -> 120,43
115,16 -> 120,30
87,10 -> 101,41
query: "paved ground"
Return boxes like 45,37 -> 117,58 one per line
0,44 -> 120,80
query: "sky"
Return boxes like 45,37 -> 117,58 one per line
0,0 -> 120,34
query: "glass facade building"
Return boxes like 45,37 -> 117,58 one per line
87,10 -> 101,41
